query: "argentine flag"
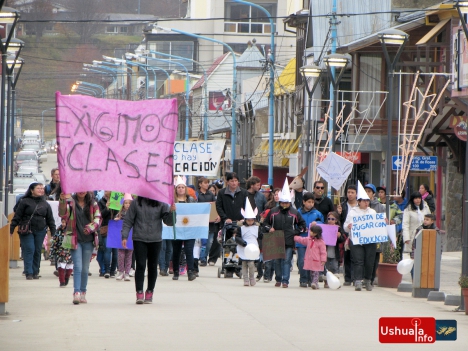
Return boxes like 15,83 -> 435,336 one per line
162,203 -> 211,240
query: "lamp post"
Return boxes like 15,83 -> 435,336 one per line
71,84 -> 99,96
300,63 -> 323,183
378,28 -> 408,228
455,0 -> 468,311
233,0 -> 275,185
323,53 -> 350,153
76,80 -> 105,97
144,49 -> 209,140
0,6 -> 20,203
156,25 -> 238,168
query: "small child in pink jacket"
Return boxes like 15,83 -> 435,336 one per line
294,225 -> 327,289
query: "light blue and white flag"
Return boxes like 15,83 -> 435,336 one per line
162,203 -> 211,240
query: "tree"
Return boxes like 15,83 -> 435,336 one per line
10,0 -> 54,43
62,0 -> 105,43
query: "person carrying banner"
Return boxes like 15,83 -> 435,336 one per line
263,179 -> 307,288
343,182 -> 377,292
59,192 -> 101,304
121,196 -> 176,304
172,176 -> 197,281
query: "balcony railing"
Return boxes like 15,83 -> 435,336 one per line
224,21 -> 271,34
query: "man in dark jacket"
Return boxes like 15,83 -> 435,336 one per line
45,168 -> 60,196
216,172 -> 248,227
264,188 -> 306,288
337,185 -> 358,285
312,180 -> 335,219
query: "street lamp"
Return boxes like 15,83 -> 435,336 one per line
455,0 -> 468,312
155,25 -> 238,168
76,80 -> 105,98
323,53 -> 350,153
300,63 -> 323,183
0,6 -> 20,203
378,28 -> 408,226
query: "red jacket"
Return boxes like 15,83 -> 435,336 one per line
294,236 -> 327,271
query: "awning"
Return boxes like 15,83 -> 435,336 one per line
251,137 -> 301,167
416,18 -> 450,45
274,58 -> 296,96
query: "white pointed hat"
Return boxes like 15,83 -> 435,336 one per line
241,199 -> 258,219
279,178 -> 292,202
174,175 -> 186,187
357,180 -> 370,200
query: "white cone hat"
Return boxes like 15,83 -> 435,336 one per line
279,178 -> 292,202
357,180 -> 370,200
174,175 -> 186,187
241,199 -> 258,219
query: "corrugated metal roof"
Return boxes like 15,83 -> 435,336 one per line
274,58 -> 295,96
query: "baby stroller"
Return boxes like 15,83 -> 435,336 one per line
217,222 -> 243,279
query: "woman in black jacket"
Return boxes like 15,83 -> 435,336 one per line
10,182 -> 56,280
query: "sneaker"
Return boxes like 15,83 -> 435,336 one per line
124,274 -> 131,281
172,274 -> 179,280
129,269 -> 135,277
250,278 -> 256,286
324,281 -> 329,288
136,291 -> 144,304
282,283 -> 288,288
263,278 -> 270,283
311,283 -> 318,290
300,282 -> 307,288
274,282 -> 281,287
256,275 -> 262,282
110,271 -> 116,278
365,280 -> 373,291
104,272 -> 110,278
116,272 -> 124,281
60,282 -> 66,288
53,270 -> 59,277
99,273 -> 105,277
80,293 -> 87,303
208,262 -> 215,266
244,280 -> 250,286
144,291 -> 153,304
188,271 -> 197,281
159,270 -> 169,276
33,274 -> 40,279
73,292 -> 81,305
199,261 -> 207,267
343,281 -> 352,286
355,281 -> 362,291
26,274 -> 33,280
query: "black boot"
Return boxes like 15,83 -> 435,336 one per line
172,271 -> 179,280
188,270 -> 196,281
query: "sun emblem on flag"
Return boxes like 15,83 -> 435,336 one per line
182,217 -> 190,225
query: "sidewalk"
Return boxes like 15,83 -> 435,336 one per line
0,254 -> 467,351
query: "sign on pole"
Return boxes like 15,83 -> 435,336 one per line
173,140 -> 225,176
392,156 -> 437,172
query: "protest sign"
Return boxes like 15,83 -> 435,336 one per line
387,224 -> 397,248
318,224 -> 339,246
209,202 -> 218,222
316,152 -> 353,190
262,230 -> 286,261
350,212 -> 388,245
173,140 -> 225,176
162,203 -> 211,240
106,220 -> 133,249
109,191 -> 124,211
55,92 -> 178,205
47,201 -> 61,227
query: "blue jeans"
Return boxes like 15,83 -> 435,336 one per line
19,229 -> 47,275
296,247 -> 311,284
96,236 -> 111,274
158,239 -> 173,272
274,247 -> 294,284
70,241 -> 94,294
200,231 -> 215,263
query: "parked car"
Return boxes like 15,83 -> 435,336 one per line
16,165 -> 40,177
39,149 -> 48,162
14,151 -> 39,170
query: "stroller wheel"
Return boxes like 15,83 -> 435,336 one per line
217,267 -> 221,278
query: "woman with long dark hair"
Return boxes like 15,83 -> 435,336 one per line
402,192 -> 431,253
59,192 -> 101,305
418,184 -> 435,213
10,182 -> 56,280
122,196 -> 176,304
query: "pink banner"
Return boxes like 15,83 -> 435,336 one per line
55,92 -> 178,204
317,224 -> 339,246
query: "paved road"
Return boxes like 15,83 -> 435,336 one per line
1,253 -> 467,351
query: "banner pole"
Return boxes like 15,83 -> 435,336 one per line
172,211 -> 176,240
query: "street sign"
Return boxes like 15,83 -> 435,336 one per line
392,156 -> 437,171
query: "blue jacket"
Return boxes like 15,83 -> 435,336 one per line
395,199 -> 408,233
296,207 -> 324,248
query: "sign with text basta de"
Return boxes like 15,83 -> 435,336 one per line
392,156 -> 437,172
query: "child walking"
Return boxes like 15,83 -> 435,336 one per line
294,225 -> 326,289
50,219 -> 73,287
235,200 -> 260,286
115,194 -> 134,281
323,211 -> 346,288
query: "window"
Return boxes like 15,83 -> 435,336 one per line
148,41 -> 195,71
120,26 -> 128,33
359,55 -> 382,119
224,1 -> 277,34
106,26 -> 117,33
